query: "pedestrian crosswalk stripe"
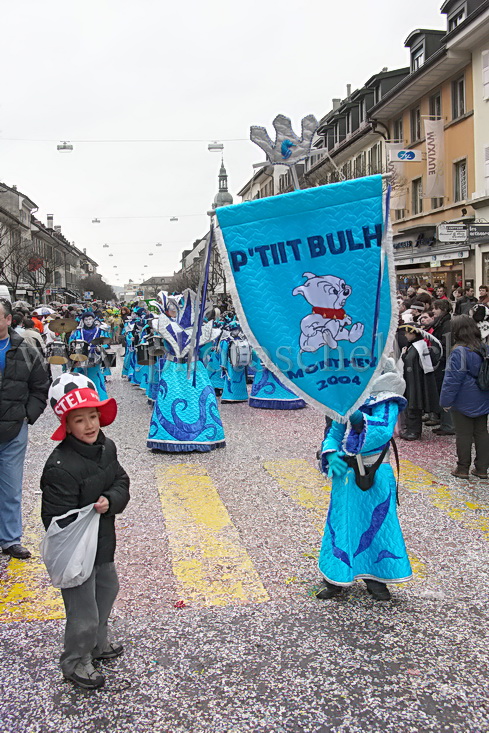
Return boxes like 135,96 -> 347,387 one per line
263,459 -> 330,533
400,460 -> 489,542
0,500 -> 64,623
155,464 -> 270,607
263,459 -> 427,583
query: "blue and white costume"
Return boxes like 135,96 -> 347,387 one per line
319,365 -> 412,586
69,313 -> 110,401
249,357 -> 306,410
147,290 -> 225,453
219,324 -> 249,403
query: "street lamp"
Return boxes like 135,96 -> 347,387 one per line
156,242 -> 162,247
103,243 -> 109,248
208,141 -> 224,152
170,217 -> 178,222
57,141 -> 73,153
92,218 -> 101,224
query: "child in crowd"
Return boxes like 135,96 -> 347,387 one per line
41,373 -> 130,690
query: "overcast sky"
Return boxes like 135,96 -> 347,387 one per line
1,0 -> 445,287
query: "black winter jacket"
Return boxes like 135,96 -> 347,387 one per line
0,328 -> 50,443
40,431 -> 130,565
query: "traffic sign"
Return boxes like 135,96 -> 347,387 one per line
437,223 -> 468,243
388,149 -> 423,162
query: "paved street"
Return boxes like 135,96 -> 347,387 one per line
1,350 -> 489,733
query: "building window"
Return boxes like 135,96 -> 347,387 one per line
411,45 -> 424,71
482,51 -> 489,101
393,117 -> 404,143
346,112 -> 352,135
452,76 -> 465,119
360,99 -> 366,123
334,125 -> 340,146
412,178 -> 423,215
429,91 -> 442,120
448,5 -> 466,32
410,107 -> 421,142
431,197 -> 444,209
395,209 -> 405,221
454,159 -> 467,202
369,143 -> 382,175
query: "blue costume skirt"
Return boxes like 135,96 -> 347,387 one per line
206,349 -> 225,392
249,367 -> 306,410
319,464 -> 412,585
122,347 -> 132,377
147,360 -> 225,453
221,365 -> 248,402
73,365 -> 108,401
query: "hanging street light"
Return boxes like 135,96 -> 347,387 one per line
103,243 -> 109,248
149,252 -> 154,256
57,141 -> 73,153
208,141 -> 224,152
170,217 -> 178,222
156,242 -> 162,247
92,218 -> 101,224
109,253 -> 113,257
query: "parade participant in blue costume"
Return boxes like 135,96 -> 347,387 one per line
121,318 -> 135,379
147,289 -> 225,452
69,311 -> 110,400
249,355 -> 306,410
219,319 -> 249,403
316,358 -> 412,601
201,318 -> 225,395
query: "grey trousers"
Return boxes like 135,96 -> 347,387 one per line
60,562 -> 119,676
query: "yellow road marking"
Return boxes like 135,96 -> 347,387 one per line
400,460 -> 489,541
156,464 -> 269,607
263,459 -> 330,533
0,499 -> 64,623
264,459 -> 426,583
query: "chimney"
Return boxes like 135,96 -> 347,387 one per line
332,98 -> 341,111
382,67 -> 388,72
12,185 -> 17,190
47,214 -> 54,228
346,84 -> 351,97
54,225 -> 61,233
83,248 -> 86,254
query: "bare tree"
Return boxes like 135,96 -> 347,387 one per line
0,224 -> 57,300
167,267 -> 201,294
75,273 -> 117,301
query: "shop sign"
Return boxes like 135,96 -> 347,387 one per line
393,240 -> 413,250
387,148 -> 423,162
468,223 -> 489,244
437,224 -> 468,242
16,289 -> 27,294
430,261 -> 441,268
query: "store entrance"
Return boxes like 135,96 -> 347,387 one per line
397,266 -> 463,295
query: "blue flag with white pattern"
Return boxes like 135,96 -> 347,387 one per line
215,175 -> 396,422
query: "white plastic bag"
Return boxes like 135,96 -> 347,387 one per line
40,504 -> 100,589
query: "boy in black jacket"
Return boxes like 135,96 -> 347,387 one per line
41,373 -> 130,690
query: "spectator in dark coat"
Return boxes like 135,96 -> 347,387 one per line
429,299 -> 455,435
440,315 -> 489,479
0,298 -> 49,559
455,286 -> 478,315
398,324 -> 442,440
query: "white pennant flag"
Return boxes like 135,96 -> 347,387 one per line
424,119 -> 445,199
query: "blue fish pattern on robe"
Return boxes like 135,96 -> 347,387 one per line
318,397 -> 412,585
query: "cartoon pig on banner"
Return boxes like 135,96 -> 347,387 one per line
292,273 -> 364,353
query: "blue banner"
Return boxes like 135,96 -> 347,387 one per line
215,175 -> 396,421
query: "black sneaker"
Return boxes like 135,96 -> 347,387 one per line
316,581 -> 343,600
93,643 -> 124,661
64,661 -> 105,690
2,544 -> 31,560
364,579 -> 391,601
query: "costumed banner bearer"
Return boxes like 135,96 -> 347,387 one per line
215,113 -> 411,600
